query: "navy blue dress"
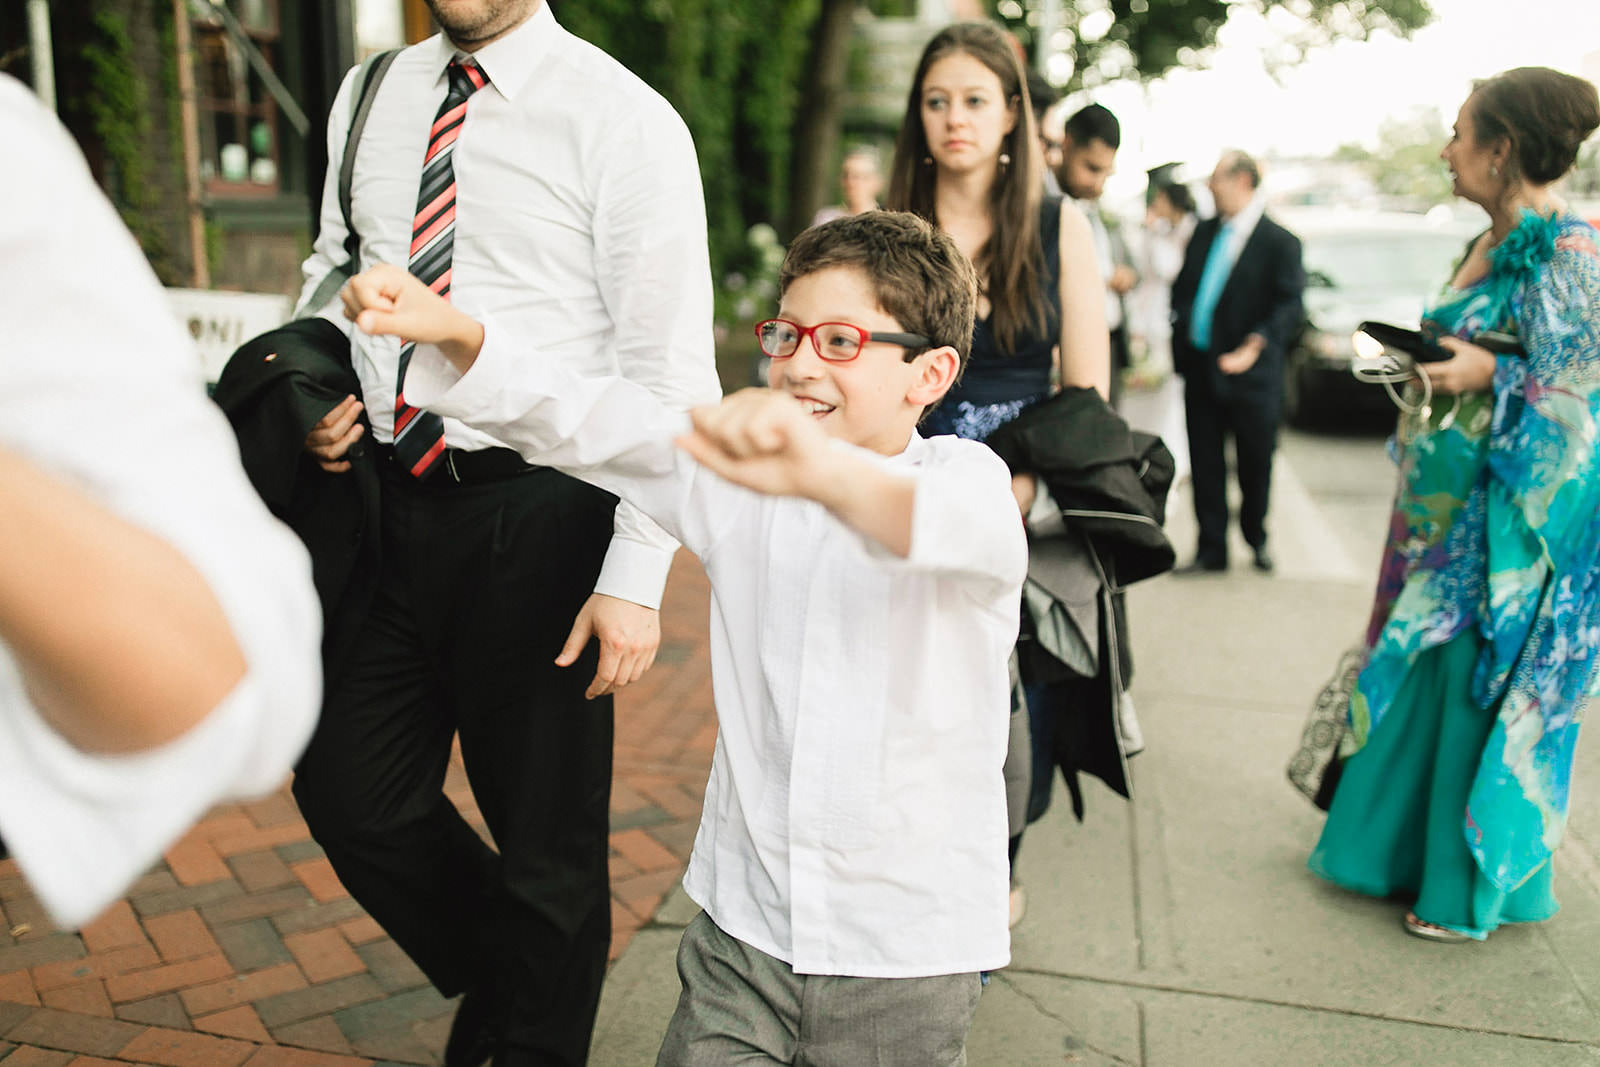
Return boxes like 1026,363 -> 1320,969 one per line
921,195 -> 1063,441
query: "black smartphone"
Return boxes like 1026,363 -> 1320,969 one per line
1357,321 -> 1452,363
1472,330 -> 1526,357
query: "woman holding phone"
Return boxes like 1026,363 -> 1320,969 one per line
1309,67 -> 1600,943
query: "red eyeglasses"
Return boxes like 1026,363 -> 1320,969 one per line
755,319 -> 932,362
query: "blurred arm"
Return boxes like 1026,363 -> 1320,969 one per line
1057,200 -> 1113,399
0,79 -> 322,928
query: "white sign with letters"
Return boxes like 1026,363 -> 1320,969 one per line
165,288 -> 294,383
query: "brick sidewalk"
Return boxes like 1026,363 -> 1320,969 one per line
0,555 -> 715,1066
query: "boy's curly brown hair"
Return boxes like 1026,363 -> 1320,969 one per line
779,211 -> 978,375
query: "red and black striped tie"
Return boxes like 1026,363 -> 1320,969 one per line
393,57 -> 488,479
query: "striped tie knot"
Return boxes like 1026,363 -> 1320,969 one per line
447,57 -> 487,96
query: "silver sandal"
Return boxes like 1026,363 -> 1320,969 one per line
1402,911 -> 1471,943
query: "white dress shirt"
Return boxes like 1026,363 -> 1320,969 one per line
1080,199 -> 1125,331
404,331 -> 1027,977
0,77 -> 322,929
296,3 -> 720,609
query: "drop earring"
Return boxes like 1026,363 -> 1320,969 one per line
1490,163 -> 1499,178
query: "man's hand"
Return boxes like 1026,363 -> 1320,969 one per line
1419,336 -> 1497,395
1217,335 -> 1264,376
304,394 -> 365,473
556,593 -> 661,700
675,389 -> 834,499
340,264 -> 485,373
1011,472 -> 1037,519
1109,264 -> 1138,295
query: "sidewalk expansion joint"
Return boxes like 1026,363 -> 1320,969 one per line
989,971 -> 1139,1066
997,965 -> 1600,1049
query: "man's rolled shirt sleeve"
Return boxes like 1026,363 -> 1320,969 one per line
0,80 -> 322,929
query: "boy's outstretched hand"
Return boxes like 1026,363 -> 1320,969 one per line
675,389 -> 835,499
340,264 -> 485,372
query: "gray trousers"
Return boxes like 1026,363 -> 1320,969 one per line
656,912 -> 983,1066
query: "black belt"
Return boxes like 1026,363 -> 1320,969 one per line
375,442 -> 537,486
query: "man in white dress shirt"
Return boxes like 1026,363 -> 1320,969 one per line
289,2 -> 720,1063
339,210 -> 1026,1066
0,76 -> 321,932
1055,103 -> 1137,407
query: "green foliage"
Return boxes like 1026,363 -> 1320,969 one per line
1332,108 -> 1454,207
79,0 -> 173,277
553,0 -> 818,314
1000,0 -> 1435,91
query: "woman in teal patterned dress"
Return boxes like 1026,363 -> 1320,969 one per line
1309,67 -> 1600,942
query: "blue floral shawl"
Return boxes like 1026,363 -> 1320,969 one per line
1348,210 -> 1600,892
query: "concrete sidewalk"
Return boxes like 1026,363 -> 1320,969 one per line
591,474 -> 1600,1066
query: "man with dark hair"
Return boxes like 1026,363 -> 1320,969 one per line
1055,102 -> 1137,407
1170,150 -> 1304,575
1063,102 -> 1121,154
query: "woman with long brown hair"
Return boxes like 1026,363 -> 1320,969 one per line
888,22 -> 1113,927
888,20 -> 1109,440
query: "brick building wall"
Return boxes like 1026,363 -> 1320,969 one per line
3,1 -> 350,299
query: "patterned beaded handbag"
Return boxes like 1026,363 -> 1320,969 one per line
1287,647 -> 1366,811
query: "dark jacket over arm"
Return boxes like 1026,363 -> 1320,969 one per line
211,318 -> 379,683
984,388 -> 1176,817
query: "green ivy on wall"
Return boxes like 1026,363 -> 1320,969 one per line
79,0 -> 174,278
553,0 -> 820,314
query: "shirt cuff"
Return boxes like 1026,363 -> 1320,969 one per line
402,312 -> 527,418
1025,479 -> 1066,537
0,671 -> 271,929
403,339 -> 481,414
592,538 -> 675,610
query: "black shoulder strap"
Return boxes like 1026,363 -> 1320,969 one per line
338,48 -> 401,267
300,48 -> 401,316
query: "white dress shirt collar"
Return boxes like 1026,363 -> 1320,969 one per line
882,427 -> 924,465
422,0 -> 556,102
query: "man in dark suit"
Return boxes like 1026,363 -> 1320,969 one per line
1170,150 -> 1303,573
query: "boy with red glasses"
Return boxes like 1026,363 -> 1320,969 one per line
340,211 -> 1023,1065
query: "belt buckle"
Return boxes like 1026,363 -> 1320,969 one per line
445,449 -> 462,483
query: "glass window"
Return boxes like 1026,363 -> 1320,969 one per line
193,0 -> 282,196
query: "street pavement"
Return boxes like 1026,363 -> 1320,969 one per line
2,393 -> 1599,1065
591,405 -> 1600,1066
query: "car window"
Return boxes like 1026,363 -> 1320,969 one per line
1302,232 -> 1471,294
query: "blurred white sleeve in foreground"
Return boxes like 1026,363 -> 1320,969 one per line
0,75 -> 322,929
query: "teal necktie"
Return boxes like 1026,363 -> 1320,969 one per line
1189,221 -> 1235,353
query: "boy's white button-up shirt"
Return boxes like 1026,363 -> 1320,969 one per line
408,332 -> 1027,978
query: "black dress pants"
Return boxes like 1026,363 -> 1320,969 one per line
293,458 -> 617,1065
1108,324 -> 1131,411
1183,368 -> 1280,564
